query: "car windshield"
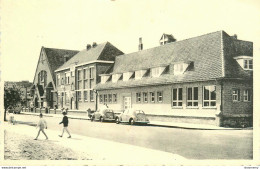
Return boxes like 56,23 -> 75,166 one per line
135,110 -> 145,114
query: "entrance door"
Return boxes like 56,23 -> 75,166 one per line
123,97 -> 131,110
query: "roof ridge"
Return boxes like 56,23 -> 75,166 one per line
43,46 -> 79,52
115,30 -> 223,59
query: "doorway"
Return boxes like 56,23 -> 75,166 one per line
123,97 -> 132,110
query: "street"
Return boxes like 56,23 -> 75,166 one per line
13,113 -> 253,159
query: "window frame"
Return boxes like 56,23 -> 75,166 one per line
243,89 -> 251,102
244,59 -> 253,70
187,87 -> 199,107
157,91 -> 163,103
232,89 -> 240,102
203,85 -> 216,107
143,92 -> 148,103
108,94 -> 112,103
84,90 -> 88,102
150,92 -> 155,103
172,88 -> 183,108
90,90 -> 94,102
136,92 -> 141,103
99,94 -> 103,103
113,94 -> 117,103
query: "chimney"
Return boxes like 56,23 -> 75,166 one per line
138,37 -> 143,51
92,42 -> 97,48
233,34 -> 238,39
86,44 -> 91,50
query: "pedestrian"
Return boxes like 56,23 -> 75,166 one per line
34,113 -> 48,140
59,109 -> 71,138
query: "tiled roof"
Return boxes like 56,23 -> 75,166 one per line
44,47 -> 79,78
95,31 -> 253,90
55,42 -> 124,72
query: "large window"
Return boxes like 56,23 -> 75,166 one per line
187,87 -> 198,107
244,60 -> 253,70
38,70 -> 47,86
203,86 -> 216,107
172,88 -> 182,107
143,92 -> 148,103
77,70 -> 82,89
89,67 -> 94,79
65,72 -> 70,84
77,91 -> 82,102
84,91 -> 88,101
99,95 -> 103,103
232,89 -> 240,101
243,89 -> 251,102
150,92 -> 155,103
90,90 -> 94,102
157,91 -> 163,102
136,93 -> 141,103
84,69 -> 88,89
108,94 -> 112,103
113,94 -> 117,103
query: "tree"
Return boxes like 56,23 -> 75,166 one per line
4,85 -> 22,121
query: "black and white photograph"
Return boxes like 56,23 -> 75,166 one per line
0,0 -> 260,167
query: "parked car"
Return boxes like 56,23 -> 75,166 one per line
115,109 -> 150,125
91,108 -> 116,122
7,106 -> 21,114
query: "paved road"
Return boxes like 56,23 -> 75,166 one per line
12,114 -> 252,159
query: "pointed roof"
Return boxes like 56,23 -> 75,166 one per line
160,33 -> 176,42
44,47 -> 79,74
95,30 -> 253,90
55,42 -> 124,72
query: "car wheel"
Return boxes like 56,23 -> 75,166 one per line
129,118 -> 134,125
91,116 -> 95,122
116,117 -> 120,124
100,116 -> 104,122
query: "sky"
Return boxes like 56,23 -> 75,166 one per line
1,0 -> 260,82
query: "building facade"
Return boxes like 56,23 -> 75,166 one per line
55,42 -> 124,111
95,31 -> 253,127
30,47 -> 79,108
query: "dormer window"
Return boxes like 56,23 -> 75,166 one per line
112,74 -> 122,83
151,66 -> 166,77
135,70 -> 147,80
244,59 -> 253,70
123,72 -> 134,81
101,74 -> 111,84
174,62 -> 190,75
234,56 -> 253,71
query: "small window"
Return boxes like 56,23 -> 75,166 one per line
90,90 -> 94,102
108,94 -> 112,103
84,91 -> 88,101
172,88 -> 182,107
143,92 -> 148,103
150,92 -> 155,103
243,89 -> 251,102
232,89 -> 240,101
203,86 -> 216,107
187,87 -> 198,107
136,93 -> 141,103
113,94 -> 117,103
244,59 -> 253,70
99,95 -> 103,103
157,91 -> 163,102
104,94 -> 108,103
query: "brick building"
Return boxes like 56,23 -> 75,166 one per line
54,42 -> 123,111
30,47 -> 79,108
95,31 -> 253,127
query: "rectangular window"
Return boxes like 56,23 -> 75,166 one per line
244,59 -> 253,70
78,70 -> 82,80
84,80 -> 88,89
187,87 -> 198,107
172,88 -> 182,107
84,69 -> 88,79
99,95 -> 103,103
104,94 -> 108,103
232,89 -> 240,101
89,67 -> 94,79
136,93 -> 141,103
203,86 -> 216,107
243,89 -> 251,102
113,94 -> 117,103
143,92 -> 148,103
150,92 -> 155,103
65,92 -> 69,104
90,90 -> 94,102
108,94 -> 112,103
157,91 -> 163,102
65,72 -> 70,84
84,91 -> 88,101
77,91 -> 82,102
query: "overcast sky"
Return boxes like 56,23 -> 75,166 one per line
1,0 -> 260,82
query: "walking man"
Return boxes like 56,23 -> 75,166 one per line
34,113 -> 48,140
59,109 -> 71,138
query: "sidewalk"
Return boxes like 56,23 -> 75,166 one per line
21,111 -> 248,130
4,123 -> 186,165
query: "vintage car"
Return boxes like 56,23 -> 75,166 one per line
115,109 -> 150,125
91,107 -> 116,122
